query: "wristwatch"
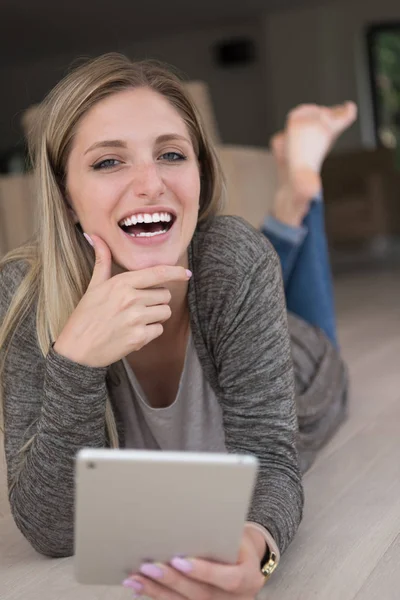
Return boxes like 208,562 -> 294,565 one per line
260,546 -> 279,581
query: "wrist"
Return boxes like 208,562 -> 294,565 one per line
245,522 -> 280,584
53,338 -> 90,367
244,524 -> 268,562
245,522 -> 281,564
53,338 -> 76,362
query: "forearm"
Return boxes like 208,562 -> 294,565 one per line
6,348 -> 108,557
219,247 -> 304,554
247,467 -> 303,555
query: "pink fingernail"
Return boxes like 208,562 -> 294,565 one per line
171,557 -> 193,573
83,233 -> 94,247
140,562 -> 163,579
122,578 -> 144,591
186,269 -> 192,278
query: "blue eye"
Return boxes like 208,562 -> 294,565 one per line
160,152 -> 186,162
92,159 -> 121,170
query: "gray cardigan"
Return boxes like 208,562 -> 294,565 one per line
1,216 -> 304,558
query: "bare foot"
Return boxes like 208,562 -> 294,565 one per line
286,101 -> 357,198
270,101 -> 357,226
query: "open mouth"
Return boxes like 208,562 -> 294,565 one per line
118,211 -> 175,238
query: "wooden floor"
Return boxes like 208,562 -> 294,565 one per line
264,267 -> 400,600
1,268 -> 399,600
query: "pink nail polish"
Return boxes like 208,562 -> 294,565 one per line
186,269 -> 193,278
83,233 -> 94,246
140,562 -> 163,579
171,557 -> 193,573
122,578 -> 144,591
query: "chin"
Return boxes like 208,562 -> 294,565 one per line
114,249 -> 185,273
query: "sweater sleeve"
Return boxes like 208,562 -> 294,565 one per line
212,237 -> 304,554
1,262 -> 108,557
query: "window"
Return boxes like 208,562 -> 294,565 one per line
367,24 -> 400,149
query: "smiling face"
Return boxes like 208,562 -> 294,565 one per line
66,87 -> 201,271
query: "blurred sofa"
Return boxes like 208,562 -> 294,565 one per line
321,146 -> 400,246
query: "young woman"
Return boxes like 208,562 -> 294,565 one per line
0,53 -> 350,599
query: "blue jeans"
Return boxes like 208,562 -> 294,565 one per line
261,198 -> 338,347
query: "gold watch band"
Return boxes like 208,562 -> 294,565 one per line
261,550 -> 279,581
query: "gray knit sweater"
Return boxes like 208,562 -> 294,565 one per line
1,216 -> 303,559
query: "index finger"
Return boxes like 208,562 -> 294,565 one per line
119,265 -> 192,289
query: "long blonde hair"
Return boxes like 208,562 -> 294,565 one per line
0,53 -> 225,450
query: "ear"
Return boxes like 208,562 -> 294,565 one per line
68,205 -> 80,224
64,190 -> 80,224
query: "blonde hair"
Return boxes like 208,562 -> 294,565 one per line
0,53 -> 225,457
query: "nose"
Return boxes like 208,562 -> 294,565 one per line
130,162 -> 165,200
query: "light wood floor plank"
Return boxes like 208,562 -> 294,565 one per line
260,393 -> 400,600
353,534 -> 400,600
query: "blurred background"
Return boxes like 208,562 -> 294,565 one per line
1,0 -> 400,268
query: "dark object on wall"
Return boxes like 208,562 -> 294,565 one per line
213,37 -> 256,67
0,142 -> 31,174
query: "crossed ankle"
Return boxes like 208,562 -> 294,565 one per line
271,184 -> 317,228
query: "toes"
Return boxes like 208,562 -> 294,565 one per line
270,131 -> 285,149
270,132 -> 287,164
344,101 -> 358,121
330,101 -> 358,124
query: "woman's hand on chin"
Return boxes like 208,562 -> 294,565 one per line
53,234 -> 192,368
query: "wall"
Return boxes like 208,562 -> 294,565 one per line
2,0 -> 400,155
0,53 -> 84,153
0,19 -> 269,154
131,22 -> 270,148
264,0 -> 400,150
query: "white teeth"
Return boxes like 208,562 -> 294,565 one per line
128,228 -> 168,238
120,212 -> 174,226
121,212 -> 173,225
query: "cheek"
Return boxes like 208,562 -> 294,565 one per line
173,172 -> 201,213
68,178 -> 119,223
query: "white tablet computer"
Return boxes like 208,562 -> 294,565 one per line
74,449 -> 258,585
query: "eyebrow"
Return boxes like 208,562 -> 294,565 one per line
84,134 -> 191,155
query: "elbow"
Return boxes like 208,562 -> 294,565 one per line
10,500 -> 74,558
16,518 -> 74,558
29,536 -> 74,559
298,479 -> 305,523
